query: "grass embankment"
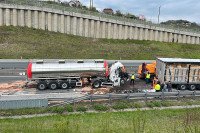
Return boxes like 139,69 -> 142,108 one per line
1,108 -> 200,132
0,26 -> 200,59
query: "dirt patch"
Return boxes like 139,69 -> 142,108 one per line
0,81 -> 26,94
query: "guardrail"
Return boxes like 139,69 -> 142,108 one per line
49,91 -> 200,107
0,0 -> 199,34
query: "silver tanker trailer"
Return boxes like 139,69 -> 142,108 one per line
26,60 -> 128,90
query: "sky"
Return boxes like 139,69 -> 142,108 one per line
62,0 -> 200,24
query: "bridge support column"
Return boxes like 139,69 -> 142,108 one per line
0,8 -> 2,26
139,28 -> 143,40
27,10 -> 31,28
124,25 -> 128,39
154,30 -> 158,41
60,15 -> 64,33
187,36 -> 191,44
84,18 -> 89,37
182,35 -> 186,43
107,22 -> 111,39
144,29 -> 148,40
41,11 -> 45,30
95,20 -> 100,38
174,34 -> 178,43
20,10 -> 24,26
34,10 -> 38,29
149,30 -> 153,40
5,9 -> 10,26
47,12 -> 52,31
159,31 -> 163,42
134,27 -> 138,40
12,9 -> 17,26
79,17 -> 83,36
191,36 -> 195,44
129,26 -> 133,39
178,34 -> 182,43
195,37 -> 199,44
113,23 -> 117,39
72,16 -> 77,35
66,16 -> 70,34
53,14 -> 57,32
118,25 -> 122,39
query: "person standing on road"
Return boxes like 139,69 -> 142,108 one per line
146,72 -> 150,84
155,81 -> 161,92
168,81 -> 172,92
130,74 -> 135,85
153,77 -> 157,89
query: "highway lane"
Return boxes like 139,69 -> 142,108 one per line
0,59 -> 155,83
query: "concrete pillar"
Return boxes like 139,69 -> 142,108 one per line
182,35 -> 186,43
195,37 -> 199,44
154,30 -> 158,41
149,30 -> 153,41
66,16 -> 70,34
133,27 -> 138,40
174,34 -> 178,43
191,36 -> 195,44
34,10 -> 38,29
117,25 -> 122,39
0,8 -> 2,26
168,33 -> 173,42
71,16 -> 77,35
53,13 -> 57,32
113,24 -> 117,39
60,15 -> 64,33
186,36 -> 191,44
107,22 -> 111,39
159,31 -> 163,42
139,28 -> 143,40
164,32 -> 168,42
79,17 -> 83,36
101,22 -> 106,38
124,26 -> 128,39
27,10 -> 31,27
20,10 -> 24,26
84,18 -> 89,37
47,12 -> 52,31
144,29 -> 148,40
178,34 -> 182,43
95,20 -> 100,38
90,19 -> 94,37
129,27 -> 133,39
41,11 -> 45,30
12,9 -> 17,26
5,9 -> 10,26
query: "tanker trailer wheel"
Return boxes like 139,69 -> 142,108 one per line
48,82 -> 58,90
60,81 -> 69,89
178,84 -> 187,90
37,82 -> 47,90
92,80 -> 101,88
189,84 -> 196,90
120,79 -> 125,86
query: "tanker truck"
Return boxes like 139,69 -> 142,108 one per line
26,59 -> 129,90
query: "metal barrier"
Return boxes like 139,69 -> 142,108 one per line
49,91 -> 200,107
0,0 -> 199,34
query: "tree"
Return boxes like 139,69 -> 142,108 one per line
115,10 -> 123,17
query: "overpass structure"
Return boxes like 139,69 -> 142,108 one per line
0,3 -> 200,44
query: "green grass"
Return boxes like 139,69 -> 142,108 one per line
0,26 -> 200,59
1,108 -> 200,132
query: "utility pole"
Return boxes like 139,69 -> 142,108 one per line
158,6 -> 161,24
90,0 -> 93,9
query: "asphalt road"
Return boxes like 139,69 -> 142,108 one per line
0,59 -> 154,83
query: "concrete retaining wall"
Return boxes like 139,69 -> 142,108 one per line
0,4 -> 200,44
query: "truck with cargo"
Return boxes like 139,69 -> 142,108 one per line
156,58 -> 200,90
26,59 -> 129,90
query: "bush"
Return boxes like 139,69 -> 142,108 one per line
111,103 -> 128,110
52,106 -> 64,114
134,103 -> 142,108
146,102 -> 154,108
93,104 -> 109,111
76,106 -> 87,112
161,101 -> 170,107
65,105 -> 74,112
154,101 -> 161,107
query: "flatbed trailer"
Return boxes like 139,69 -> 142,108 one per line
156,58 -> 200,90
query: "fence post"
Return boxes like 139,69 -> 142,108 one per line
177,91 -> 180,101
127,93 -> 130,103
145,93 -> 147,103
193,91 -> 196,100
90,95 -> 93,105
162,92 -> 164,101
109,94 -> 112,104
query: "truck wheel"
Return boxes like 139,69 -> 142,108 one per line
178,84 -> 187,90
48,82 -> 58,90
189,85 -> 196,90
60,82 -> 69,89
92,80 -> 101,88
120,79 -> 125,86
37,82 -> 47,90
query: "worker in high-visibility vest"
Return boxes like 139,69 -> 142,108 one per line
153,77 -> 157,89
146,72 -> 150,84
155,82 -> 161,92
130,74 -> 135,85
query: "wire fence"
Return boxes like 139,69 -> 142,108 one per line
49,91 -> 200,107
1,0 -> 200,34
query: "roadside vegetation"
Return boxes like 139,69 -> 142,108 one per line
1,107 -> 200,132
0,26 -> 200,59
1,98 -> 200,116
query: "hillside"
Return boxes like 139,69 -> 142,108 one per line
0,26 -> 200,59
